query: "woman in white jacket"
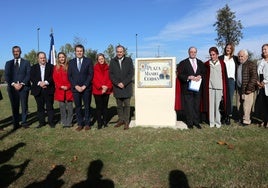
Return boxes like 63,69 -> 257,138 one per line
256,44 -> 268,128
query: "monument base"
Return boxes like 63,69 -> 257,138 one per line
129,120 -> 188,130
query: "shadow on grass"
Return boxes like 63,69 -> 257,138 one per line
71,159 -> 114,188
89,106 -> 135,127
0,142 -> 30,188
0,142 -> 26,164
0,108 -> 61,128
25,165 -> 66,188
0,105 -> 135,130
169,169 -> 190,188
0,116 -> 13,129
0,159 -> 30,188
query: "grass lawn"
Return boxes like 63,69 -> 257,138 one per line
0,86 -> 267,188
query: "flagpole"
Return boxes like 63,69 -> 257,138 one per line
136,33 -> 138,58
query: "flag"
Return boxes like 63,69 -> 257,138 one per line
48,33 -> 56,65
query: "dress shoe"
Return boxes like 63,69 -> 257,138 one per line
103,121 -> 108,128
12,126 -> 20,131
63,126 -> 71,128
115,121 -> 124,128
263,122 -> 267,128
76,126 -> 83,131
123,123 -> 129,130
21,123 -> 29,128
225,117 -> 231,125
187,125 -> 193,129
21,123 -> 29,129
36,124 -> 45,128
258,122 -> 264,127
84,125 -> 91,131
194,124 -> 202,129
49,124 -> 55,128
241,122 -> 249,127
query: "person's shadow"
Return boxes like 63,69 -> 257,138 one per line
0,159 -> 30,188
71,159 -> 114,188
169,170 -> 190,188
0,142 -> 26,164
25,165 -> 65,188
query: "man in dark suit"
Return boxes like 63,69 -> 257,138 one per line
68,44 -> 94,131
30,52 -> 55,128
177,47 -> 205,129
109,45 -> 134,130
5,46 -> 31,130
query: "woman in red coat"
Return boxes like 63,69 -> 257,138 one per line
53,52 -> 73,128
92,53 -> 113,129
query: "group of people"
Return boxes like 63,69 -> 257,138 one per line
4,44 -> 134,131
176,44 -> 268,129
3,43 -> 268,131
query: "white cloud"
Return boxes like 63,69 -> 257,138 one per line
139,0 -> 268,61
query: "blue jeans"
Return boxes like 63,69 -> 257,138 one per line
73,90 -> 92,126
228,78 -> 235,115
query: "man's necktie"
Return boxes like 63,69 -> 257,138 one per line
78,59 -> 82,71
192,59 -> 197,73
15,59 -> 19,70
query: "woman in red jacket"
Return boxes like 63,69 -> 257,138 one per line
53,52 -> 73,128
92,53 -> 113,129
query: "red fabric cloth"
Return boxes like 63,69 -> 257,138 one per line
175,78 -> 182,110
92,63 -> 113,95
53,65 -> 73,101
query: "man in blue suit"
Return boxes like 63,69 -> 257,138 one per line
68,44 -> 94,131
5,46 -> 31,130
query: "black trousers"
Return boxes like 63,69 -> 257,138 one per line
184,92 -> 201,126
94,94 -> 110,126
34,90 -> 54,126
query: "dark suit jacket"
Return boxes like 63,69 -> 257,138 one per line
30,63 -> 55,96
109,56 -> 134,98
5,58 -> 31,87
178,58 -> 205,94
68,56 -> 94,92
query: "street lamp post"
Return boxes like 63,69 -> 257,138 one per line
37,28 -> 40,52
136,33 -> 138,58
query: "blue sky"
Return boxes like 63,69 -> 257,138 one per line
1,0 -> 268,68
